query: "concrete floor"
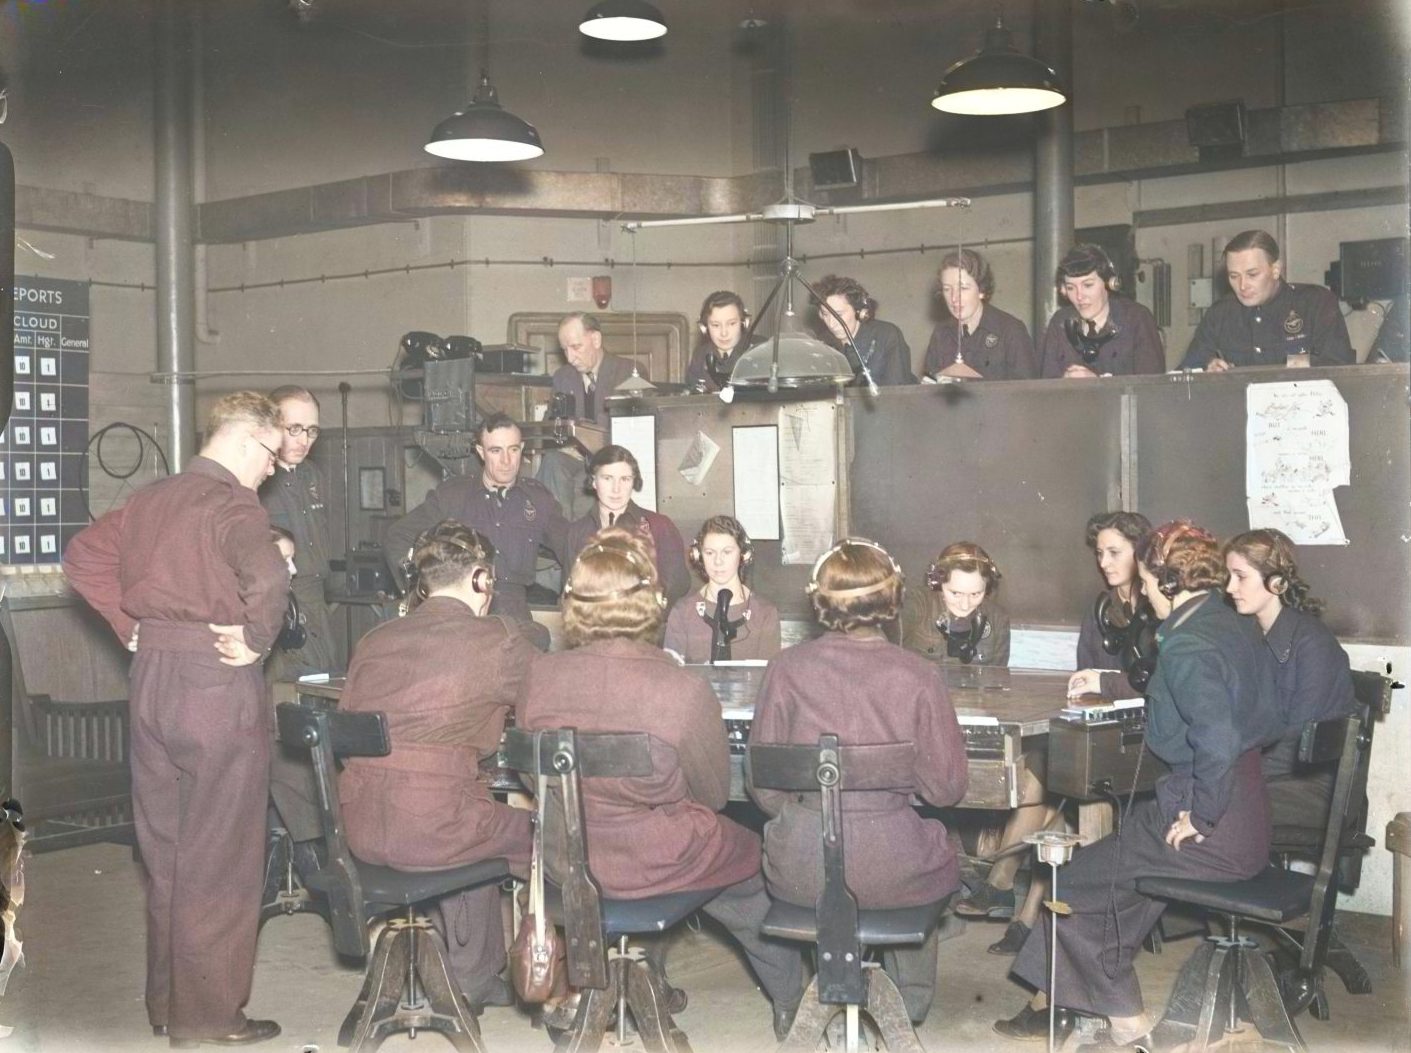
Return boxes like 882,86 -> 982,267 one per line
2,842 -> 1408,1052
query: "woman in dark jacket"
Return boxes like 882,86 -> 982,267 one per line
562,444 -> 691,606
522,528 -> 803,1037
997,521 -> 1284,1046
749,538 -> 968,1025
685,290 -> 752,393
814,274 -> 917,386
664,514 -> 782,663
339,520 -> 535,1010
901,541 -> 1010,665
1069,510 -> 1157,700
1225,528 -> 1355,831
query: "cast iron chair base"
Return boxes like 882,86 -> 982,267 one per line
551,939 -> 691,1053
337,909 -> 487,1053
777,961 -> 921,1053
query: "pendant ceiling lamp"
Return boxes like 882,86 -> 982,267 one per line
425,2 -> 544,163
931,15 -> 1066,116
579,0 -> 668,41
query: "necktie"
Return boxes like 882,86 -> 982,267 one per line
1086,320 -> 1098,338
584,371 -> 597,420
493,486 -> 508,507
961,325 -> 970,339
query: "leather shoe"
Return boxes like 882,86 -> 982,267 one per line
988,920 -> 1030,956
168,1019 -> 281,1048
662,982 -> 688,1015
993,1004 -> 1074,1043
955,883 -> 1016,918
773,999 -> 799,1042
463,974 -> 515,1014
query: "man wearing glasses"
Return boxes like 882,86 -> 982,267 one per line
260,386 -> 338,901
64,392 -> 289,1047
260,386 -> 336,678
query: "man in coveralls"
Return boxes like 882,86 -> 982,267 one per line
64,392 -> 289,1048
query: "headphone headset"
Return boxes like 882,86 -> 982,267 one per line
925,550 -> 1000,593
698,308 -> 752,335
276,592 -> 307,652
1155,564 -> 1182,599
688,522 -> 755,577
563,543 -> 668,609
1263,572 -> 1288,596
806,538 -> 902,601
406,530 -> 496,602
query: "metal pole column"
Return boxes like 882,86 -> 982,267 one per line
1031,1 -> 1074,346
154,0 -> 197,468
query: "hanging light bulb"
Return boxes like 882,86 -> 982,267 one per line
932,16 -> 1066,116
425,72 -> 544,162
578,0 -> 668,41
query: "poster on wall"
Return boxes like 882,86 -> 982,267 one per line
1,277 -> 90,564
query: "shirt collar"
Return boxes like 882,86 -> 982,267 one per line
1264,605 -> 1297,664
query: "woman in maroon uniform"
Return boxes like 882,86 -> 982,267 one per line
749,538 -> 968,1025
338,521 -> 535,1010
523,528 -> 803,1038
664,514 -> 782,663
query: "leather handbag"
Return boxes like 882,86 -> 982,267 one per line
510,732 -> 564,1003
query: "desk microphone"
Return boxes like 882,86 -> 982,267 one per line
710,589 -> 734,664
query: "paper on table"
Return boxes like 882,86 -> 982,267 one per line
611,415 -> 658,510
731,425 -> 781,540
678,430 -> 720,487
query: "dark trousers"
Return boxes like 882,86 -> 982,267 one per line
435,884 -> 509,1002
131,641 -> 270,1039
1010,752 -> 1271,1018
700,876 -> 806,1012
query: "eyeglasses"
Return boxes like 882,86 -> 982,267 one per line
254,438 -> 281,464
285,424 -> 321,439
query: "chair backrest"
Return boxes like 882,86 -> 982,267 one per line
502,726 -> 654,990
1297,674 -> 1387,974
747,735 -> 916,1005
275,701 -> 390,959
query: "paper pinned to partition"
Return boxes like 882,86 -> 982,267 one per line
611,415 -> 658,510
731,426 -> 781,540
778,402 -> 837,564
1245,380 -> 1350,545
678,430 -> 720,488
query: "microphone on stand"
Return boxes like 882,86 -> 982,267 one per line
709,588 -> 734,664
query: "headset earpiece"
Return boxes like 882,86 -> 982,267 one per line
471,566 -> 493,595
698,323 -> 708,335
1265,573 -> 1287,596
1157,564 -> 1182,599
740,538 -> 754,567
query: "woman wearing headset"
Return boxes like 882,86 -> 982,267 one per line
997,521 -> 1283,1046
523,529 -> 804,1039
979,513 -> 1157,956
1068,511 -> 1157,700
748,538 -> 968,1026
1039,244 -> 1165,379
1225,528 -> 1355,831
922,249 -> 1038,381
664,514 -> 782,664
685,290 -> 752,393
338,521 -> 535,1012
814,274 -> 918,386
901,542 -> 1010,665
562,444 -> 691,606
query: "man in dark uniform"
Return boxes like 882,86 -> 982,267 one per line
260,386 -> 336,886
1180,229 -> 1354,370
260,386 -> 336,677
539,312 -> 636,519
64,392 -> 288,1048
386,412 -> 569,645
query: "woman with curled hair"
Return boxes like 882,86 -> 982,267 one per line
523,528 -> 804,1038
664,514 -> 782,663
1224,529 -> 1354,832
813,274 -> 917,386
1069,511 -> 1157,700
338,520 -> 536,1011
922,249 -> 1037,381
902,541 -> 1010,665
748,539 -> 967,1025
563,445 -> 691,605
997,521 -> 1284,1046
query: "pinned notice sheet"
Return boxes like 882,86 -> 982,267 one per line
731,426 -> 781,540
612,415 -> 658,510
1245,380 -> 1350,545
778,403 -> 837,564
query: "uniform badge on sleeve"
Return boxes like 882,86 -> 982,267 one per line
1283,311 -> 1304,335
984,333 -> 999,348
